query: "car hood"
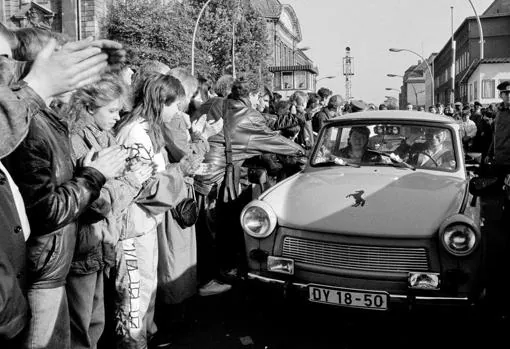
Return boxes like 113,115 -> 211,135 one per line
261,168 -> 467,238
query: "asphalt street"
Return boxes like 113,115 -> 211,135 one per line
152,276 -> 508,349
151,207 -> 510,349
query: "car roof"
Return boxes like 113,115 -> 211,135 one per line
326,110 -> 456,125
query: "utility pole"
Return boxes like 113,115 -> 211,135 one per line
343,47 -> 354,101
451,6 -> 456,104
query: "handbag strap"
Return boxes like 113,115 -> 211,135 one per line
222,98 -> 238,201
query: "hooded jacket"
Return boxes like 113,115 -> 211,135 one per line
69,114 -> 143,275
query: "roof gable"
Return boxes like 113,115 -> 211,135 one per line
279,4 -> 302,42
483,0 -> 510,16
251,0 -> 282,18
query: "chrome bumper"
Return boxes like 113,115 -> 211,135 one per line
247,273 -> 469,303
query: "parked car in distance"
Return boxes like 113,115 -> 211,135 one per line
240,111 -> 483,312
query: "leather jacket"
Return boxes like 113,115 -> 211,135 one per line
0,81 -> 46,340
312,107 -> 338,133
4,98 -> 106,289
194,97 -> 304,192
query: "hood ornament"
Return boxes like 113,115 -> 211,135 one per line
346,190 -> 366,207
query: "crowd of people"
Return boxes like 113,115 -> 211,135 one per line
404,100 -> 498,156
3,21 -> 510,349
0,25 -> 353,349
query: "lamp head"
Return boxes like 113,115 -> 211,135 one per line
389,48 -> 402,52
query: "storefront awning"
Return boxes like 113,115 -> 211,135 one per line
269,64 -> 318,74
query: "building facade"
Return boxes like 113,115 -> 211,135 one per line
434,3 -> 510,105
399,62 -> 426,109
1,0 -> 110,41
464,58 -> 510,105
251,0 -> 317,98
423,53 -> 437,108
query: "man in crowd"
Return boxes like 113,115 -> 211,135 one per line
317,87 -> 332,108
459,105 -> 477,152
0,27 -> 127,348
194,77 -> 305,281
312,94 -> 344,133
435,103 -> 445,115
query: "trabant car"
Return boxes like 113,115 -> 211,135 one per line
240,111 -> 483,312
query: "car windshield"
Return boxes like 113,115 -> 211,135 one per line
311,123 -> 458,172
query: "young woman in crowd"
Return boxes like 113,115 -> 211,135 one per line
65,73 -> 154,349
114,72 -> 200,348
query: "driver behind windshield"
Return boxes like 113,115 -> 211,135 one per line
335,126 -> 382,164
408,128 -> 455,169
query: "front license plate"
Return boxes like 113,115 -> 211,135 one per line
308,285 -> 388,311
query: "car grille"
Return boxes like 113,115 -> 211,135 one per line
282,236 -> 430,273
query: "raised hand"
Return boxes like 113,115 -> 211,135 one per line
24,37 -> 125,101
203,118 -> 224,139
178,154 -> 203,177
191,115 -> 207,135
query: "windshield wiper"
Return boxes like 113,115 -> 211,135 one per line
370,150 -> 416,171
313,158 -> 361,168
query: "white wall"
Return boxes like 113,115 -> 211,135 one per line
467,63 -> 510,105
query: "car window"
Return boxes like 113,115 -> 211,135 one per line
312,123 -> 458,171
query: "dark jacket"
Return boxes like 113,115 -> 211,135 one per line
4,96 -> 106,289
0,81 -> 46,341
194,97 -> 305,194
264,111 -> 305,131
0,168 -> 28,341
312,107 -> 338,133
490,103 -> 510,165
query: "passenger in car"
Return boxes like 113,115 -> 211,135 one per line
408,128 -> 455,169
335,126 -> 382,164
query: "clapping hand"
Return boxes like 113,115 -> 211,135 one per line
24,37 -> 126,102
83,146 -> 128,180
178,154 -> 203,177
191,115 -> 223,139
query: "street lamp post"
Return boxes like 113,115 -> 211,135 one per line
387,73 -> 420,107
317,75 -> 335,82
314,75 -> 335,93
191,0 -> 241,77
468,0 -> 484,59
191,0 -> 213,76
389,48 -> 434,106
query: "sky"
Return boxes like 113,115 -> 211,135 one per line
285,0 -> 495,104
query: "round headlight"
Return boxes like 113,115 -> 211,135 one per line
240,200 -> 277,238
441,224 -> 478,256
